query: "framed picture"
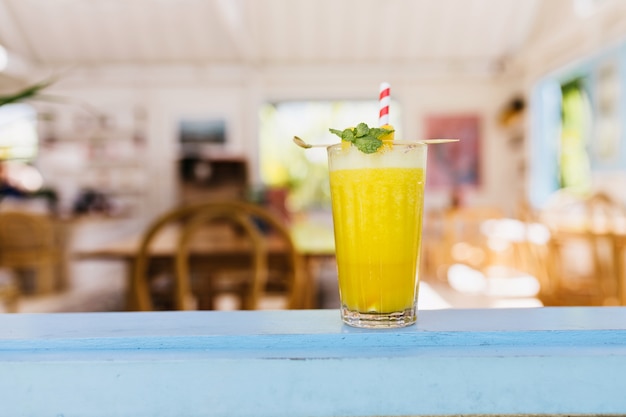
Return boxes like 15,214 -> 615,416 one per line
178,118 -> 227,157
424,114 -> 481,189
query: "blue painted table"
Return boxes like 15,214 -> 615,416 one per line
1,308 -> 626,416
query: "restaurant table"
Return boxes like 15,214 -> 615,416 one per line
1,308 -> 626,416
74,219 -> 336,309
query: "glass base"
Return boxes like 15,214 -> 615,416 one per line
341,306 -> 417,329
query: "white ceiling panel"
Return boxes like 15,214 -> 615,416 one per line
0,0 -> 616,78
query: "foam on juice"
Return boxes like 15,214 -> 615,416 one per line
329,143 -> 425,170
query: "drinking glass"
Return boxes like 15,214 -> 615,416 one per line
327,142 -> 427,328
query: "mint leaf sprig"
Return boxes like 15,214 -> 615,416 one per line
329,122 -> 394,154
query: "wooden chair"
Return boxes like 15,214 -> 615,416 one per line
436,205 -> 549,302
439,206 -> 507,278
538,191 -> 626,306
131,201 -> 306,311
0,211 -> 62,295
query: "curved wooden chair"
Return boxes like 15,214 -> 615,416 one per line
538,191 -> 626,306
440,206 -> 506,277
0,211 -> 61,295
131,201 -> 306,311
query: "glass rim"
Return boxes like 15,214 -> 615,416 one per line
327,141 -> 429,152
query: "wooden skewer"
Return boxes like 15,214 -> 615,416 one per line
293,136 -> 458,149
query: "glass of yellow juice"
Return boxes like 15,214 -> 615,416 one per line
327,142 -> 427,328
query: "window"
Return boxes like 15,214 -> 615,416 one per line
559,77 -> 592,192
0,103 -> 38,161
530,44 -> 626,208
258,100 -> 402,212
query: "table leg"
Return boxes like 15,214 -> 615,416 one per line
124,259 -> 138,311
302,255 -> 337,309
617,237 -> 626,306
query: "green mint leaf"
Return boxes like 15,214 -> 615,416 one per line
329,128 -> 343,138
330,128 -> 355,143
354,136 -> 382,154
368,127 -> 394,138
355,123 -> 370,138
330,123 -> 392,153
341,128 -> 355,142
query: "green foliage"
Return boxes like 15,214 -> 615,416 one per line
0,79 -> 53,107
329,122 -> 393,154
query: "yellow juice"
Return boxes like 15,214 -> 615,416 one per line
328,144 -> 426,316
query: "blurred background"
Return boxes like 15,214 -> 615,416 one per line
1,0 -> 626,313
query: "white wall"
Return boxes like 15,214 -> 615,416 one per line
3,0 -> 626,223
35,66 -> 522,222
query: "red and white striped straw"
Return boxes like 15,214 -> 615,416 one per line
378,82 -> 391,126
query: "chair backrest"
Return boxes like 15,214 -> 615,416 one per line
583,191 -> 626,232
538,191 -> 626,306
132,201 -> 305,311
0,211 -> 61,295
175,206 -> 268,310
0,211 -> 56,254
441,206 -> 506,272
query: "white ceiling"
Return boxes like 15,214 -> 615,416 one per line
0,0 -> 543,69
0,0 -> 620,83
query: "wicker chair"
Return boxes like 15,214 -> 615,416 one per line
0,211 -> 62,295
